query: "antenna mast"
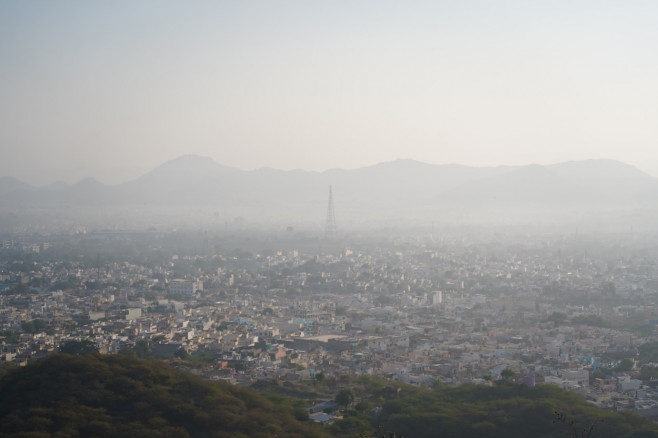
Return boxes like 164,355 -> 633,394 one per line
325,185 -> 337,238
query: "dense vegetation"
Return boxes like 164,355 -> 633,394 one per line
360,381 -> 658,438
0,354 -> 330,438
255,375 -> 658,438
2,354 -> 658,438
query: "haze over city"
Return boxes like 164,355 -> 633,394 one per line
7,3 -> 658,437
2,1 -> 658,185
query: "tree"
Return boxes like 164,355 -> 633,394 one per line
639,342 -> 658,363
553,410 -> 602,438
501,368 -> 515,380
616,358 -> 634,372
4,283 -> 29,295
22,319 -> 47,334
152,335 -> 166,344
335,388 -> 354,411
601,281 -> 616,296
59,339 -> 98,355
549,312 -> 567,327
133,340 -> 151,358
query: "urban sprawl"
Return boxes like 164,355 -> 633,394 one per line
3,229 -> 658,422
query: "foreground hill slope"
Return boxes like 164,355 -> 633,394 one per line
371,381 -> 658,438
2,354 -> 658,438
0,354 -> 329,438
257,376 -> 658,438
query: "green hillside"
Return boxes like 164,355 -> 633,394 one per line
251,375 -> 658,437
2,354 -> 658,438
0,354 -> 329,438
369,382 -> 658,438
319,376 -> 658,438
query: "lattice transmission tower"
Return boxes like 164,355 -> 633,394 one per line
325,185 -> 337,238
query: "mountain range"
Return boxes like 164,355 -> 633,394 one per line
1,155 -> 658,231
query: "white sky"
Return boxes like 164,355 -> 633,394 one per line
2,1 -> 658,184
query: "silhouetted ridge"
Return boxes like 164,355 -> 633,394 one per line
1,156 -> 657,227
147,154 -> 236,174
0,176 -> 32,196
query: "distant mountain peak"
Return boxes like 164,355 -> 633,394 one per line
73,177 -> 104,187
163,154 -> 215,164
362,158 -> 445,171
0,175 -> 30,185
2,156 -> 657,231
548,158 -> 652,180
0,176 -> 33,195
148,154 -> 235,175
156,154 -> 217,168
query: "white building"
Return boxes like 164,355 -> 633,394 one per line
169,279 -> 202,296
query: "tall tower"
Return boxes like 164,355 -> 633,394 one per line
325,185 -> 337,238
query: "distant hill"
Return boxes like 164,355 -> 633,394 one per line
2,155 -> 658,230
0,176 -> 32,197
548,159 -> 653,181
439,159 -> 656,205
0,354 -> 329,438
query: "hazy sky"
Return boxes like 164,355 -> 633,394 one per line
2,1 -> 658,184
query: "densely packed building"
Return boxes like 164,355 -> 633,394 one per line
2,230 -> 658,416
